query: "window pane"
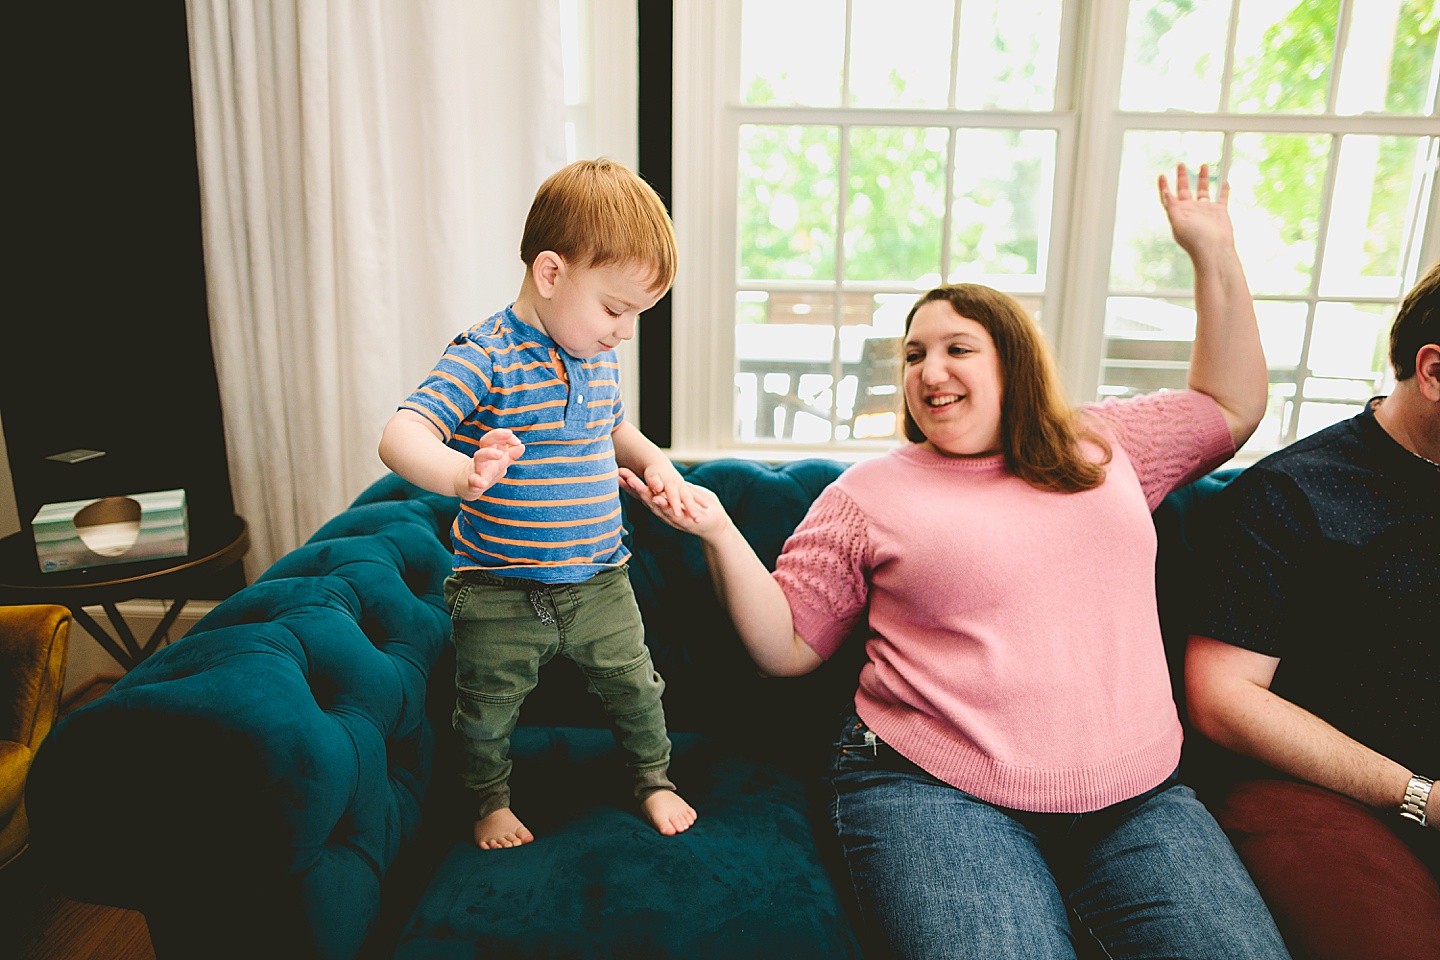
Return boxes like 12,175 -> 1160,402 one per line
737,125 -> 839,281
849,301 -> 908,441
1308,301 -> 1394,379
1336,0 -> 1440,115
1296,400 -> 1364,438
955,0 -> 1063,110
948,129 -> 1056,287
1320,136 -> 1437,297
1256,300 -> 1309,372
734,293 -> 839,442
1230,0 -> 1339,114
1102,297 -> 1195,399
1244,380 -> 1300,455
740,0 -> 844,105
1119,0 -> 1230,112
733,292 -> 908,443
845,127 -> 948,283
1110,131 -> 1224,291
850,0 -> 954,107
1229,132 -> 1331,296
1243,299 -> 1312,455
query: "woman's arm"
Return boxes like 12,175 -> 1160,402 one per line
620,473 -> 824,678
1158,163 -> 1268,447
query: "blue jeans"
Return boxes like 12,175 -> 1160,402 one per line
827,712 -> 1289,960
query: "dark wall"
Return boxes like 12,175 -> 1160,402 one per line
637,0 -> 674,446
6,3 -> 238,592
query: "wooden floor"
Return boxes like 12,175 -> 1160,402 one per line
1,872 -> 155,960
0,676 -> 156,960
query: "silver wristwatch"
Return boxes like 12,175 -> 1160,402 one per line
1399,775 -> 1433,826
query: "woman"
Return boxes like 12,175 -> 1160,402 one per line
623,165 -> 1289,959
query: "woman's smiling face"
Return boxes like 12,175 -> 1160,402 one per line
903,300 -> 1004,457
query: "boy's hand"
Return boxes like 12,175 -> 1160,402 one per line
637,462 -> 701,523
619,469 -> 729,538
457,429 -> 524,500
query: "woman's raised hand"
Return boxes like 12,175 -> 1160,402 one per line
1158,163 -> 1236,260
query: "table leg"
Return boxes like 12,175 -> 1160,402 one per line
140,598 -> 189,659
70,600 -> 191,671
70,605 -> 139,671
101,602 -> 145,664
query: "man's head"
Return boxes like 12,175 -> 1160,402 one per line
520,158 -> 677,296
1390,260 -> 1440,381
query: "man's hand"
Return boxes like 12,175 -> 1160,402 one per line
457,429 -> 524,499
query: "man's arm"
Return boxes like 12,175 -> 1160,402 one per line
1186,634 -> 1435,827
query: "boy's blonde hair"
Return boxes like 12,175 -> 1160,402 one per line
520,158 -> 678,294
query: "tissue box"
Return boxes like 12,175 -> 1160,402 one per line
33,489 -> 189,573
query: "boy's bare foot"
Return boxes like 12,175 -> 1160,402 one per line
473,807 -> 534,849
641,790 -> 697,836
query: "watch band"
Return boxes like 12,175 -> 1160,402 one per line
1399,775 -> 1433,826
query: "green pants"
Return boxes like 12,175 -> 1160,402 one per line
445,565 -> 675,821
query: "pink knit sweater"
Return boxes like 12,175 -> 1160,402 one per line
775,390 -> 1234,812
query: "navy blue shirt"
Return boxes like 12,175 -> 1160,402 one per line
1190,401 -> 1438,776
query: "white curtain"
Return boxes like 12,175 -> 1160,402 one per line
186,0 -> 568,577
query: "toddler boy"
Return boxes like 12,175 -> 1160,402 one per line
379,159 -> 698,848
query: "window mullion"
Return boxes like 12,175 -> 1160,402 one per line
1220,0 -> 1242,111
949,0 -> 963,111
1328,0 -> 1355,114
1287,134 -> 1346,446
833,2 -> 854,439
1053,0 -> 1130,404
670,0 -> 737,453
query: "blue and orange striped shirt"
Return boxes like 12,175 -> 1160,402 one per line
399,305 -> 629,583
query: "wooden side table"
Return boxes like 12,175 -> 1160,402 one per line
0,515 -> 249,670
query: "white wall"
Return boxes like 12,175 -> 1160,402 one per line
0,416 -> 19,540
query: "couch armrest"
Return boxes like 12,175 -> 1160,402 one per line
25,477 -> 458,960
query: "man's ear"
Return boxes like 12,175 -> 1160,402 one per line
531,251 -> 565,298
1415,343 -> 1440,402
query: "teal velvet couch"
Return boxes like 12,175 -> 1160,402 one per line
23,459 -> 1238,959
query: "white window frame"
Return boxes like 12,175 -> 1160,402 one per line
668,0 -> 1440,459
563,0 -> 645,423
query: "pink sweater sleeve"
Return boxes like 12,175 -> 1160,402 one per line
772,485 -> 871,660
1085,390 -> 1235,509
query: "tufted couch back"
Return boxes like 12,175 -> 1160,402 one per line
25,460 -> 861,959
25,458 -> 1240,959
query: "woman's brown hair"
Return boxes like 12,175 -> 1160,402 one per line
902,284 -> 1111,493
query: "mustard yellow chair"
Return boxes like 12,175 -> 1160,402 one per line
1,604 -> 71,869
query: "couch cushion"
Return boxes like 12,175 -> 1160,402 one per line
393,727 -> 862,960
